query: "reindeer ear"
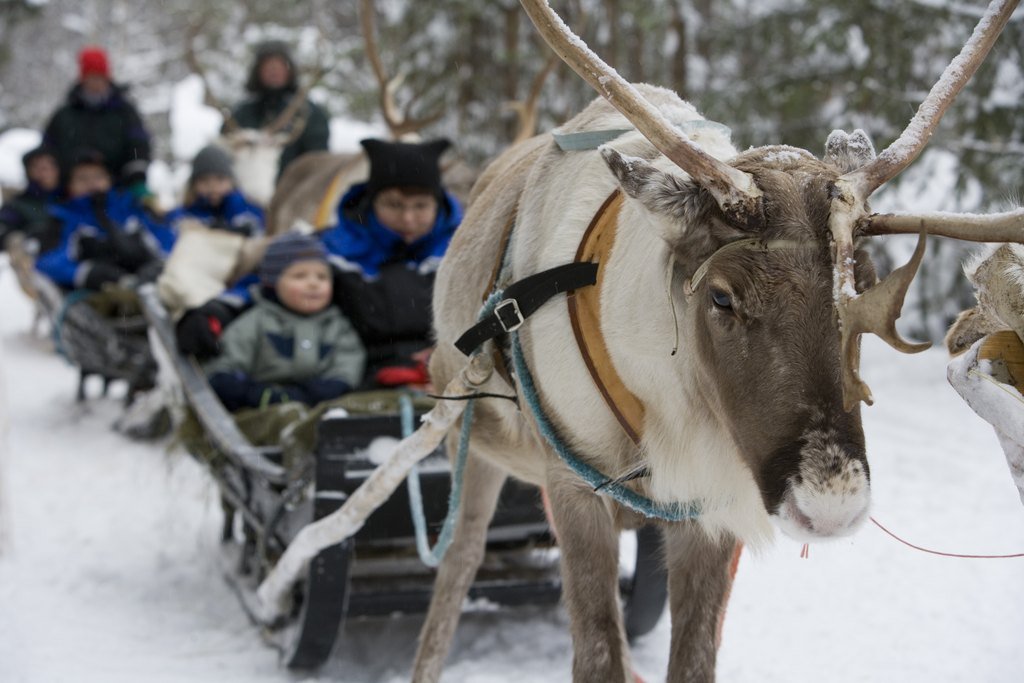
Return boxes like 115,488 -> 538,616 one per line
599,146 -> 716,235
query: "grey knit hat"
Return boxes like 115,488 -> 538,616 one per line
259,233 -> 329,287
190,145 -> 235,183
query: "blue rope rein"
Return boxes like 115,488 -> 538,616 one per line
403,282 -> 700,569
402,392 -> 475,568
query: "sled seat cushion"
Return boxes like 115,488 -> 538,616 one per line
180,389 -> 436,475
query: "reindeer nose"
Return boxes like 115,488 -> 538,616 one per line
775,446 -> 871,541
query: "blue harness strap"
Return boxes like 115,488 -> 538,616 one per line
479,290 -> 701,522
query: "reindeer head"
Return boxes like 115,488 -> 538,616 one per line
522,0 -> 1024,540
217,126 -> 301,207
946,243 -> 1024,354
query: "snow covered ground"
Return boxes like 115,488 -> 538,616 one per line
0,264 -> 1022,683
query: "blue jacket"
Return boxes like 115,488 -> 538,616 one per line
321,183 -> 463,278
36,190 -> 175,288
166,190 -> 265,237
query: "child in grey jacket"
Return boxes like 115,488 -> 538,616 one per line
205,233 -> 365,411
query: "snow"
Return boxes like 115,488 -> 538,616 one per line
1,264 -> 1023,682
169,75 -> 224,163
0,128 -> 43,190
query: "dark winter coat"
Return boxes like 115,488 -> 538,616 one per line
36,190 -> 175,289
166,190 -> 265,237
0,183 -> 62,253
320,183 -> 463,374
43,83 -> 152,188
204,288 -> 365,411
229,90 -> 329,178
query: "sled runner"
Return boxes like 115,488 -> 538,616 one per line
138,285 -> 669,671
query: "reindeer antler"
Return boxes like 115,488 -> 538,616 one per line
829,0 -> 1020,409
359,0 -> 444,139
519,0 -> 764,229
862,208 -> 1024,242
505,52 -> 560,145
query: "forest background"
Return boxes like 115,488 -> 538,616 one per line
1,0 -> 1022,340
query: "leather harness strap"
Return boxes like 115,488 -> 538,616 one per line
567,191 -> 646,445
459,189 -> 647,446
313,168 -> 350,230
455,262 -> 599,355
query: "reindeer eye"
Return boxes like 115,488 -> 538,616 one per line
710,288 -> 733,310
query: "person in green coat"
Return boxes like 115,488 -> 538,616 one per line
229,41 -> 330,178
42,46 -> 151,194
204,233 -> 364,411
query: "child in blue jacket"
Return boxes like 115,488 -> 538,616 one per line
36,150 -> 173,290
166,145 -> 264,237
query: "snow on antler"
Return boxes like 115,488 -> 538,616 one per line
830,0 -> 1020,409
519,0 -> 764,229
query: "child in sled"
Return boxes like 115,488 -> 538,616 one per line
33,150 -> 173,399
204,233 -> 365,411
157,145 -> 266,316
35,149 -> 174,292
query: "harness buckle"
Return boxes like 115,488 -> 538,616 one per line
495,298 -> 525,332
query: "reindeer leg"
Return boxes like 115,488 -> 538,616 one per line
411,448 -> 507,683
662,523 -> 739,683
547,468 -> 632,683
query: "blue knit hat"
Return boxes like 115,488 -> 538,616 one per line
259,233 -> 328,287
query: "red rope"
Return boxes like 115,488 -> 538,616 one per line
870,517 -> 1024,559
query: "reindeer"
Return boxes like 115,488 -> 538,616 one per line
413,1 -> 1024,681
945,242 -> 1024,354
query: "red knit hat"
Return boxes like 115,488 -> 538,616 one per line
78,46 -> 110,80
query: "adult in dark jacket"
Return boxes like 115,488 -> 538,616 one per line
176,138 -> 461,388
42,46 -> 151,193
323,138 -> 461,383
229,41 -> 330,178
0,145 -> 62,253
36,151 -> 174,291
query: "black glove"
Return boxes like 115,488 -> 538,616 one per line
76,235 -> 109,261
175,300 -> 238,359
110,231 -> 154,272
82,261 -> 127,291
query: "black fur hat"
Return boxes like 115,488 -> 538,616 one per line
360,138 -> 451,200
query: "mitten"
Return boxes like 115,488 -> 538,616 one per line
175,299 -> 238,358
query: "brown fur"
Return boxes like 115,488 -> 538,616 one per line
414,89 -> 876,682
